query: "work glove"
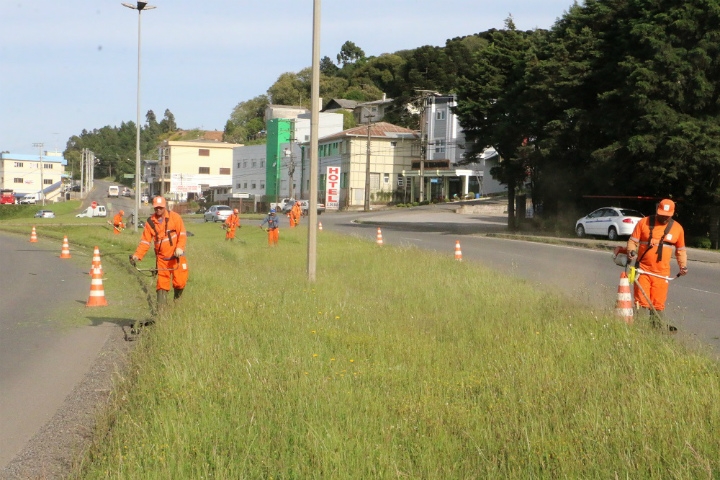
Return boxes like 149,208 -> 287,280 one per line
129,255 -> 139,266
678,266 -> 688,276
175,248 -> 184,257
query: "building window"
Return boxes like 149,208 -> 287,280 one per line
220,168 -> 230,175
236,183 -> 241,189
252,160 -> 257,168
435,139 -> 446,153
164,166 -> 170,174
243,182 -> 248,189
199,167 -> 210,174
237,162 -> 241,168
14,162 -> 23,168
44,179 -> 52,185
390,141 -> 397,148
436,110 -> 446,120
44,163 -> 53,169
341,172 -> 347,188
251,183 -> 256,189
199,149 -> 210,156
260,160 -> 264,168
260,183 -> 265,189
243,161 -> 247,168
384,173 -> 390,184
13,177 -> 23,183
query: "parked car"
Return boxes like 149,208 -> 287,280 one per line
34,209 -> 55,218
122,187 -> 131,197
76,205 -> 107,218
299,200 -> 325,216
141,194 -> 149,203
575,207 -> 644,240
71,185 -> 81,192
19,193 -> 39,205
203,205 -> 233,222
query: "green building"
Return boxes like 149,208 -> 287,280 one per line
265,118 -> 293,201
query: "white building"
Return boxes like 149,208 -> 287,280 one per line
0,151 -> 67,202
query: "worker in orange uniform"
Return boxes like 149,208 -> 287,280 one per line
290,201 -> 302,228
130,196 -> 189,308
626,198 -> 688,327
112,210 -> 125,234
224,208 -> 241,241
259,208 -> 280,246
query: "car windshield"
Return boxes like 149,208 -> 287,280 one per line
619,209 -> 644,218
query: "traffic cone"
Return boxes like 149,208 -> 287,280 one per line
60,235 -> 71,259
615,272 -> 634,324
318,221 -> 323,231
90,246 -> 103,275
86,266 -> 108,307
376,227 -> 383,245
29,226 -> 38,243
454,240 -> 462,261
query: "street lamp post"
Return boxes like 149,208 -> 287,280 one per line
284,146 -> 296,199
33,143 -> 45,206
122,1 -> 156,232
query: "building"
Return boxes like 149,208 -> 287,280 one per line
231,111 -> 344,205
153,139 -> 242,202
403,93 -> 504,201
313,122 -> 419,209
0,151 -> 67,202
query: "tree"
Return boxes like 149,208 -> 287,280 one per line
336,41 -> 365,66
455,21 -> 542,229
225,95 -> 269,144
160,109 -> 177,133
320,56 -> 339,75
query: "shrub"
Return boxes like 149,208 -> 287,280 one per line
689,235 -> 712,249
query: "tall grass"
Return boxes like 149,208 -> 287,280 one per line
11,218 -> 718,479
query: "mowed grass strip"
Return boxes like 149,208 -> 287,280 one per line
58,221 -> 720,479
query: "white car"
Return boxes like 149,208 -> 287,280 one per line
575,207 -> 644,240
203,205 -> 233,222
34,209 -> 55,218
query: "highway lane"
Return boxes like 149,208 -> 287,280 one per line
0,233 -> 115,469
319,209 -> 720,356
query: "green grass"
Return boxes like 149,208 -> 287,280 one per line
3,213 -> 719,478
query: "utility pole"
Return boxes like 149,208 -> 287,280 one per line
33,143 -> 45,206
415,90 -> 435,203
80,149 -> 85,198
363,112 -> 375,212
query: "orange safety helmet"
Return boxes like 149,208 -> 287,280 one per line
153,196 -> 167,209
233,208 -> 239,214
119,210 -> 124,216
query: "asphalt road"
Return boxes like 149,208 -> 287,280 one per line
0,233 -> 115,469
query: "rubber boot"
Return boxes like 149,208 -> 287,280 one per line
173,288 -> 184,301
157,289 -> 168,313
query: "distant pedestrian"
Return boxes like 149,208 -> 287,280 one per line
260,208 -> 280,246
112,210 -> 125,234
224,208 -> 240,241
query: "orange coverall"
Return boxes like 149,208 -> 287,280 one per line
224,213 -> 240,240
133,210 -> 189,292
627,216 -> 686,311
290,202 -> 302,227
112,212 -> 125,234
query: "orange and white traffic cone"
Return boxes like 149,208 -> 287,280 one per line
318,221 -> 323,231
60,235 -> 71,259
615,272 -> 634,324
86,266 -> 108,307
29,226 -> 38,243
376,227 -> 383,245
454,240 -> 462,261
90,246 -> 103,275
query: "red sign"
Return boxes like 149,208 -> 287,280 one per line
325,166 -> 340,209
91,201 -> 97,209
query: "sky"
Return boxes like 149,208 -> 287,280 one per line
0,0 -> 575,155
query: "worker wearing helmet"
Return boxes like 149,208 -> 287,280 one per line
112,210 -> 125,234
626,199 -> 688,325
290,201 -> 302,228
259,208 -> 280,246
224,208 -> 241,241
130,196 -> 189,308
